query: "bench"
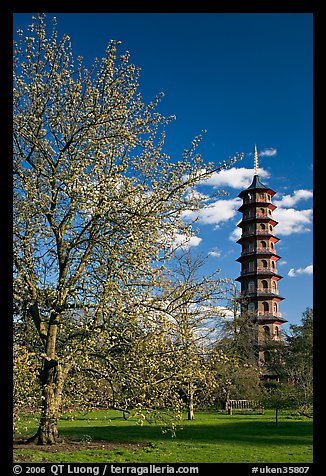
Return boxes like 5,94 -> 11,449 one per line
226,399 -> 264,415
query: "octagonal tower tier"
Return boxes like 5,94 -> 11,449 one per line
235,146 -> 286,355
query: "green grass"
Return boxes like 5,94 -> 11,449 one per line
13,409 -> 313,463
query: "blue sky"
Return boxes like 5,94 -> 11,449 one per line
13,12 -> 313,330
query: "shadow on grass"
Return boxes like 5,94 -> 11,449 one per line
58,419 -> 312,447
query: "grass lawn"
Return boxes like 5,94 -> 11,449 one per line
13,409 -> 313,464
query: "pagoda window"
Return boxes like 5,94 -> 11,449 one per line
249,260 -> 255,271
260,223 -> 266,230
260,207 -> 265,214
275,326 -> 279,337
259,193 -> 265,200
269,225 -> 273,232
263,325 -> 270,335
273,302 -> 278,313
263,301 -> 269,312
261,279 -> 268,289
248,280 -> 255,292
248,302 -> 255,313
270,242 -> 274,249
267,194 -> 271,201
271,261 -> 275,269
260,240 -> 267,248
261,259 -> 268,268
268,209 -> 272,215
272,281 -> 277,292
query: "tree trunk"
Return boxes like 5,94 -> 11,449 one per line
275,407 -> 279,427
37,360 -> 70,445
187,383 -> 194,420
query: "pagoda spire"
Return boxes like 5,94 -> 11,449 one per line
254,144 -> 259,175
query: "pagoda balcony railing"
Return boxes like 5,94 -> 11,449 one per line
257,311 -> 282,318
241,247 -> 275,256
243,197 -> 272,205
255,229 -> 273,235
242,230 -> 274,237
242,212 -> 272,220
258,335 -> 282,344
241,267 -> 277,275
241,288 -> 279,296
256,266 -> 277,273
255,212 -> 272,218
256,247 -> 275,253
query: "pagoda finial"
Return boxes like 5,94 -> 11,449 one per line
254,144 -> 259,175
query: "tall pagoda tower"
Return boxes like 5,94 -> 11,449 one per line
235,146 -> 286,365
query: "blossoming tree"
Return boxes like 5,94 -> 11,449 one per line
13,14 -> 241,444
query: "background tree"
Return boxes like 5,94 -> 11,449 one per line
284,307 -> 313,417
208,347 -> 262,410
211,286 -> 262,407
217,285 -> 261,363
156,251 -> 232,420
259,337 -> 288,381
13,14 -> 242,444
261,381 -> 301,426
258,308 -> 313,418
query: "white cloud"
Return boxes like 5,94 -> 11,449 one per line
260,148 -> 277,157
288,265 -> 313,277
174,233 -> 202,249
182,197 -> 242,227
229,227 -> 242,242
208,249 -> 221,257
274,189 -> 313,208
273,208 -> 312,235
278,260 -> 287,266
271,189 -> 313,236
199,167 -> 270,189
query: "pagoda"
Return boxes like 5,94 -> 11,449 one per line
235,145 -> 286,366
